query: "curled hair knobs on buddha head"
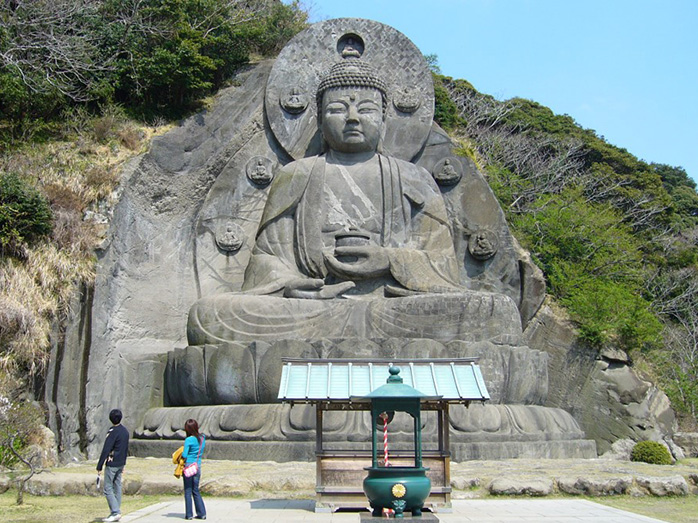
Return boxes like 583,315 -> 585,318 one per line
316,53 -> 389,117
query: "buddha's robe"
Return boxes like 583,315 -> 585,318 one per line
187,154 -> 522,344
243,153 -> 460,294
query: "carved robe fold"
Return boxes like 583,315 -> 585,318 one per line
241,153 -> 461,295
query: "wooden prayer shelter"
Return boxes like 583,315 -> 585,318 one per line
277,358 -> 490,512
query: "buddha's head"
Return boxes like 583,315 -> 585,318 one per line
316,59 -> 388,154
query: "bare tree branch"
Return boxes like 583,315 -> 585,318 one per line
8,431 -> 41,505
1,0 -> 111,101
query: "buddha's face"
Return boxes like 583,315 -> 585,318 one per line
321,87 -> 384,154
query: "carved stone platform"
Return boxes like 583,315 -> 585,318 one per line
136,335 -> 598,462
163,337 -> 550,406
129,437 -> 597,462
131,403 -> 597,461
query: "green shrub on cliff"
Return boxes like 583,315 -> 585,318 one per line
508,186 -> 662,350
631,440 -> 673,465
0,173 -> 52,256
433,76 -> 465,131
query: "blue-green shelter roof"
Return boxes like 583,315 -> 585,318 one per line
356,366 -> 441,402
277,358 -> 490,403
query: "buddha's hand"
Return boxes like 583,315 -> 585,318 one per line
283,278 -> 355,299
325,246 -> 390,280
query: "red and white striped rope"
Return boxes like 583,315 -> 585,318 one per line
380,412 -> 394,517
383,413 -> 389,467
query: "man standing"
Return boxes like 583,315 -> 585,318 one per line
97,409 -> 129,522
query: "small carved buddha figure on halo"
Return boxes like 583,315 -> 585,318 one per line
187,56 -> 520,344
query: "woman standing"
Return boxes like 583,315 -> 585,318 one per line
182,419 -> 206,520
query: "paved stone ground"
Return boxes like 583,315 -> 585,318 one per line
3,458 -> 696,523
118,498 -> 668,522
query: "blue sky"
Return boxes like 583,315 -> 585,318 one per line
307,0 -> 698,183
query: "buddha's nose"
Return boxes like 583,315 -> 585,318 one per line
346,105 -> 360,123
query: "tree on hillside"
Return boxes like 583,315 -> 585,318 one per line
437,73 -> 698,427
0,0 -> 307,139
0,0 -> 107,102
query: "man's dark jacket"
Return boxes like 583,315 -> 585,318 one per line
97,424 -> 129,471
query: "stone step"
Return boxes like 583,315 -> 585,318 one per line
129,438 -> 597,462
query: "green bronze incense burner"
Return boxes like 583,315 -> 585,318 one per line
356,366 -> 439,518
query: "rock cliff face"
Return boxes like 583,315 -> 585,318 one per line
44,61 -> 276,458
523,301 -> 677,455
44,19 -> 677,461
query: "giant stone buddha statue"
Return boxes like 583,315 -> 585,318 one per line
139,19 -> 595,460
186,55 -> 521,345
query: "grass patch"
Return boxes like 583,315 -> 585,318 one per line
0,114 -> 171,379
0,490 -> 177,523
593,495 -> 698,523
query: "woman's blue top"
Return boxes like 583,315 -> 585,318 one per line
183,435 -> 205,466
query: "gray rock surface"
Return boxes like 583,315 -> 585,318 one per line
0,475 -> 9,494
511,238 -> 546,327
557,476 -> 632,496
524,303 -> 677,454
450,477 -> 480,490
24,425 -> 58,469
46,62 -> 275,459
635,475 -> 689,496
673,432 -> 698,457
185,18 -> 540,356
135,403 -> 588,445
45,284 -> 92,462
488,477 -> 553,496
600,439 -> 636,461
46,18 -> 555,461
664,437 -> 685,461
265,18 -> 434,163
